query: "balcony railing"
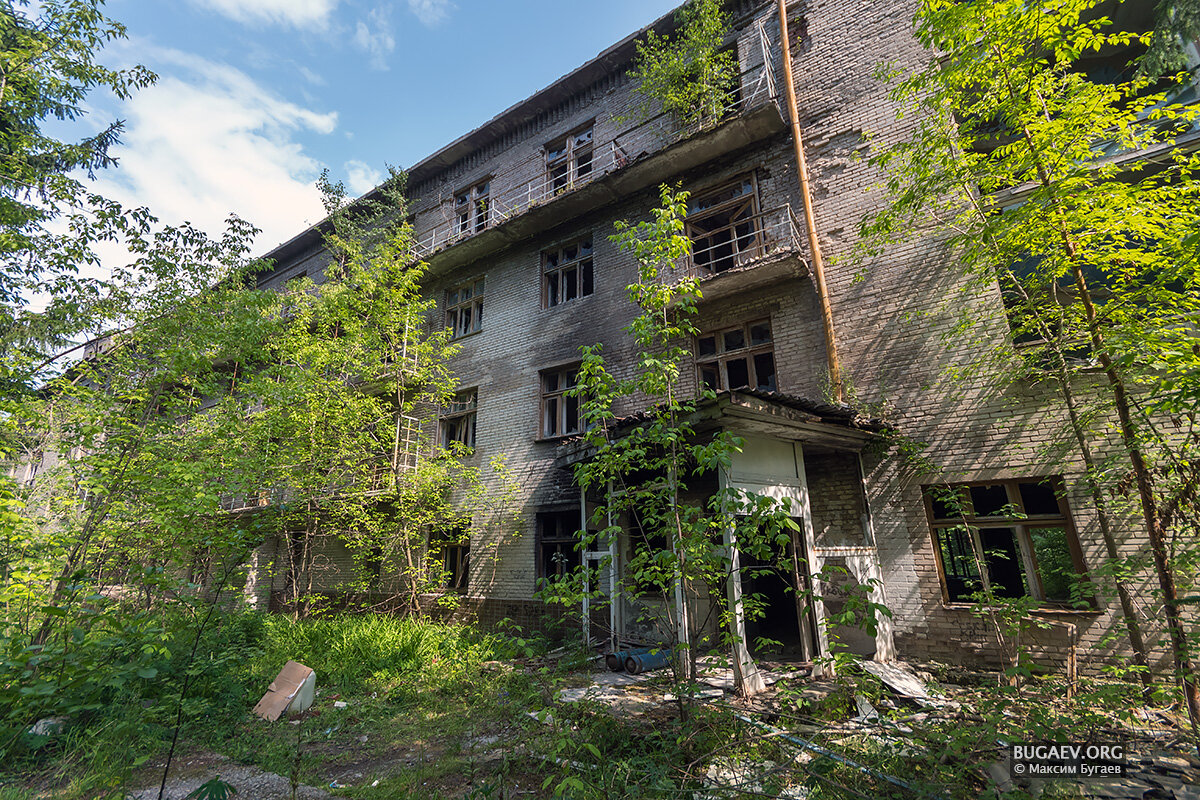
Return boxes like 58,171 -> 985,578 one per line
678,204 -> 803,279
408,37 -> 779,263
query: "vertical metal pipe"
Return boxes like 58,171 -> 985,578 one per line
775,0 -> 844,403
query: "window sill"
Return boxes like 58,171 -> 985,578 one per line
448,328 -> 483,342
942,601 -> 1102,615
535,433 -> 582,444
543,294 -> 595,312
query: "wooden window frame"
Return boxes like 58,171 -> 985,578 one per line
546,124 -> 595,193
445,278 -> 484,339
686,173 -> 761,274
439,389 -> 477,450
430,525 -> 470,592
539,365 -> 582,439
542,238 -> 594,308
455,180 -> 491,236
536,509 -> 583,584
923,477 -> 1093,608
695,319 -> 776,392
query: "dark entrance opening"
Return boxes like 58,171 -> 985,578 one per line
740,551 -> 808,658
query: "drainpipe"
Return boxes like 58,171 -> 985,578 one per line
775,0 -> 844,403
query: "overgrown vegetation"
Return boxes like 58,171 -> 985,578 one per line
628,0 -> 740,126
860,0 -> 1200,744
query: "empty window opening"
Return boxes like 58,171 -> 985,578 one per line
543,238 -> 594,307
687,175 -> 761,274
455,180 -> 491,235
697,320 -> 776,392
439,389 -> 477,449
540,366 -> 582,438
430,525 -> 470,592
546,125 -> 594,193
925,478 -> 1090,606
446,278 -> 484,339
537,509 -> 583,584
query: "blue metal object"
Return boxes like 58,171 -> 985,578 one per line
605,647 -> 652,671
625,648 -> 672,674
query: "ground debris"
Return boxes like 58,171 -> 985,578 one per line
126,753 -> 331,800
699,758 -> 808,800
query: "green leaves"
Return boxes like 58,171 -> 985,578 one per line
628,0 -> 738,126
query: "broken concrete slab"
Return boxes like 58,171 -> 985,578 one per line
859,660 -> 944,706
126,760 -> 331,800
253,660 -> 316,722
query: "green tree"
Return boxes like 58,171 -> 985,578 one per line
861,0 -> 1200,740
628,0 -> 739,126
554,186 -> 803,715
0,0 -> 154,358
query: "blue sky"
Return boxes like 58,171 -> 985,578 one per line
79,0 -> 683,256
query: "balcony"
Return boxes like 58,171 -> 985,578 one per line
410,51 -> 786,273
677,204 -> 808,302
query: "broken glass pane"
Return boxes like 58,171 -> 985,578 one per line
565,268 -> 578,301
754,352 -> 776,391
979,527 -> 1026,597
581,261 -> 593,296
1031,526 -> 1075,602
723,329 -> 746,352
935,526 -> 982,601
749,321 -> 772,345
970,484 -> 1010,517
726,357 -> 750,389
1019,481 -> 1060,516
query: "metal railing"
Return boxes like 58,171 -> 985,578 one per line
408,50 -> 779,262
678,204 -> 803,279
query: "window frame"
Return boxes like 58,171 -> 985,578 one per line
545,123 -> 595,193
686,173 -> 762,274
539,365 -> 583,440
695,319 -> 777,392
454,179 -> 491,236
439,388 -> 478,450
542,237 -> 594,308
445,278 -> 484,339
536,509 -> 583,584
922,477 -> 1093,609
429,525 -> 470,592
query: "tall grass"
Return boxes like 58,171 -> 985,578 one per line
251,614 -> 509,693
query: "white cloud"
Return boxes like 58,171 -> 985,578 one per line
344,160 -> 383,197
353,8 -> 396,71
406,0 -> 452,27
92,48 -> 337,254
191,0 -> 339,28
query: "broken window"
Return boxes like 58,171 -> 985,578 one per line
430,525 -> 469,592
439,389 -> 477,450
686,174 -> 762,274
543,238 -> 594,307
546,124 -> 594,193
445,278 -> 484,339
540,366 -> 582,438
537,509 -> 582,583
455,180 -> 490,236
696,319 -> 776,392
924,477 -> 1091,606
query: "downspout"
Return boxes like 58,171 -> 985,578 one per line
775,0 -> 844,403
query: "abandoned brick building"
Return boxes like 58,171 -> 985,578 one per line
240,0 -> 1199,670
